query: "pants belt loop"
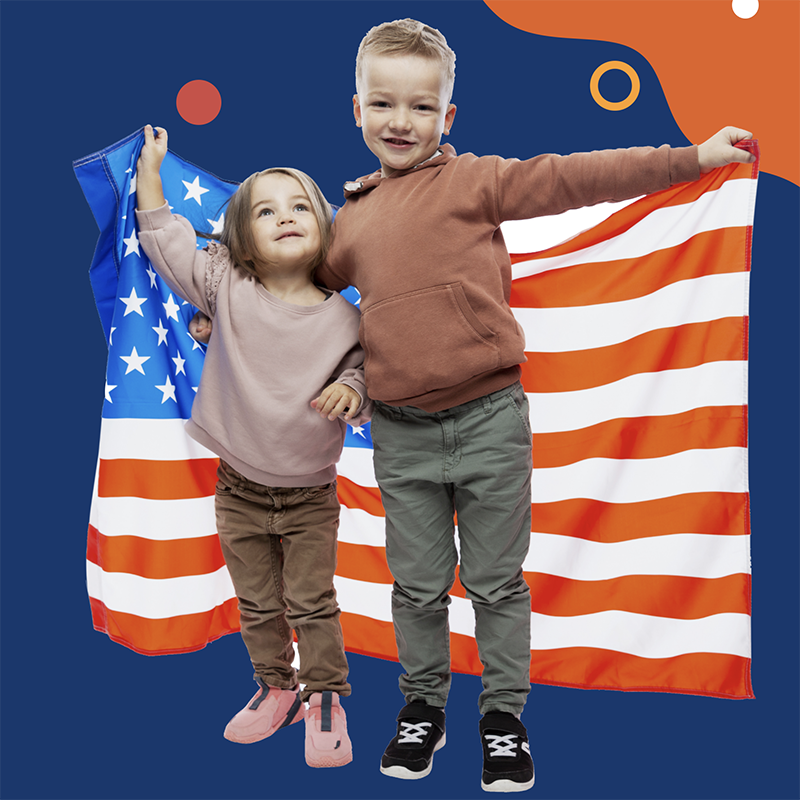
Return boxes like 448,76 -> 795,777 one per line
482,393 -> 493,415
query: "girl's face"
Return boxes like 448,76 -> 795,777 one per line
248,173 -> 321,273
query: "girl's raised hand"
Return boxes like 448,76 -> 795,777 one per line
135,125 -> 169,211
138,124 -> 169,174
311,383 -> 362,422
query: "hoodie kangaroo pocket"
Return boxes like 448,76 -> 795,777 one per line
360,283 -> 500,400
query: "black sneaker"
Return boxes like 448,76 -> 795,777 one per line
380,701 -> 446,780
479,712 -> 535,792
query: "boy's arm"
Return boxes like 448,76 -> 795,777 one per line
495,127 -> 753,223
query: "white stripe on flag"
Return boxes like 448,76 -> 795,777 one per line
513,272 -> 749,352
531,447 -> 747,503
527,361 -> 747,433
523,532 -> 751,579
98,417 -> 216,460
86,561 -> 236,618
90,495 -> 217,540
332,577 -> 751,658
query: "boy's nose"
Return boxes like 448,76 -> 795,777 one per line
389,108 -> 412,131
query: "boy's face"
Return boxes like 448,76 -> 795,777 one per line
353,54 -> 456,178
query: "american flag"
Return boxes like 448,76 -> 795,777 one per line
75,130 -> 756,697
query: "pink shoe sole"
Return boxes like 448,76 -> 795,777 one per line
305,691 -> 353,768
224,680 -> 305,744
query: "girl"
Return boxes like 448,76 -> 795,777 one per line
135,124 -> 369,768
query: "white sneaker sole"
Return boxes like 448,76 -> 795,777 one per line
380,733 -> 446,780
480,775 -> 535,792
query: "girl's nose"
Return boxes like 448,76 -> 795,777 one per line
277,210 -> 296,224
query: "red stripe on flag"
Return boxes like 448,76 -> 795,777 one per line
527,573 -> 751,619
531,407 -> 747,467
522,318 -> 747,393
338,475 -> 385,516
529,646 -> 753,699
89,596 -> 240,655
87,525 -> 226,579
511,228 -> 748,308
98,458 -> 219,499
532,492 -> 749,542
336,541 -> 393,583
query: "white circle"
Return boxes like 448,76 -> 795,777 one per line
732,0 -> 759,19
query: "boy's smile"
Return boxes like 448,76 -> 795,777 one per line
353,54 -> 456,178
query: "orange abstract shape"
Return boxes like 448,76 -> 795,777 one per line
485,0 -> 798,185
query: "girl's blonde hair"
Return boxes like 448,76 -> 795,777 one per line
216,167 -> 333,279
355,18 -> 456,100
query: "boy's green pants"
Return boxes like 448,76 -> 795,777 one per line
371,381 -> 533,716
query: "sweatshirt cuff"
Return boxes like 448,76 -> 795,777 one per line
669,145 -> 700,185
134,201 -> 174,231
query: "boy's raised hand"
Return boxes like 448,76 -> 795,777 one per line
697,126 -> 755,173
311,383 -> 362,422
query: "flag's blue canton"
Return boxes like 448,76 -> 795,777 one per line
74,129 -> 371,439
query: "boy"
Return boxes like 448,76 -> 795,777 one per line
190,18 -> 753,792
313,18 -> 754,794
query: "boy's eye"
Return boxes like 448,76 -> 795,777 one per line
371,101 -> 390,108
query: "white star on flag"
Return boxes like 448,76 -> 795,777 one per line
145,266 -> 158,288
119,287 -> 147,317
186,330 -> 204,351
350,425 -> 367,439
207,213 -> 225,234
123,230 -> 140,257
120,346 -> 150,375
129,171 -> 137,195
104,382 -> 117,403
152,320 -> 169,346
163,294 -> 181,321
182,175 -> 210,205
155,375 -> 177,404
109,327 -> 116,345
172,351 -> 186,376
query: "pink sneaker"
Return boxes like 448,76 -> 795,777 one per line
224,678 -> 305,744
305,691 -> 353,768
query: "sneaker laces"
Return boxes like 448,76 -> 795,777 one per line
484,733 -> 521,757
398,720 -> 433,744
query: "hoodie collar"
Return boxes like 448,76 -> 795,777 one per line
343,144 -> 458,198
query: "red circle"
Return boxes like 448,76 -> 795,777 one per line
176,80 -> 222,125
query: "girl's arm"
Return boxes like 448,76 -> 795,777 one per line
136,125 -> 168,211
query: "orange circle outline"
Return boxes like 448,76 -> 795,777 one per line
590,61 -> 641,111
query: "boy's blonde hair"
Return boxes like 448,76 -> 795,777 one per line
218,168 -> 333,279
355,18 -> 456,100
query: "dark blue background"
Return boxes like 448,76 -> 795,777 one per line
1,2 -> 797,798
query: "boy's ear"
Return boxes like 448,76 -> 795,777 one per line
443,103 -> 457,136
352,95 -> 362,128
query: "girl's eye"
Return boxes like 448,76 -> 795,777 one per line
294,204 -> 309,212
259,208 -> 273,217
